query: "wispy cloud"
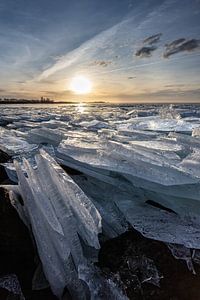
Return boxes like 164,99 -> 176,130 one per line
37,18 -> 130,80
110,88 -> 200,102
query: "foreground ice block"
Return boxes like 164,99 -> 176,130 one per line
0,126 -> 38,156
27,127 -> 64,146
74,175 -> 129,239
73,174 -> 200,250
57,138 -> 200,207
115,199 -> 200,249
9,150 -> 102,299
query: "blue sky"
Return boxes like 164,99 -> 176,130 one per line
0,0 -> 200,102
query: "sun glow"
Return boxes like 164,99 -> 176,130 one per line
76,103 -> 85,113
70,76 -> 92,94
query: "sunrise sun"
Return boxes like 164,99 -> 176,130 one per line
70,76 -> 92,94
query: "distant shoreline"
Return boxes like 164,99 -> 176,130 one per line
0,100 -> 106,105
0,101 -> 200,106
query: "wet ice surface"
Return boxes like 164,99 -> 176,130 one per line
1,103 -> 200,299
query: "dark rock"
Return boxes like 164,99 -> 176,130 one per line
0,150 -> 11,163
98,230 -> 200,300
0,288 -> 9,300
0,150 -> 12,183
0,188 -> 57,300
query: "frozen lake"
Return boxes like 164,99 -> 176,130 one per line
1,103 -> 200,299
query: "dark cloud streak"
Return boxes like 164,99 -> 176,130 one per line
143,33 -> 162,45
135,46 -> 157,58
135,33 -> 162,58
90,60 -> 112,67
164,38 -> 200,58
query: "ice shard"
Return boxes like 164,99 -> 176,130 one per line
73,173 -> 200,250
56,137 -> 200,215
27,127 -> 64,146
115,199 -> 200,249
8,150 -> 101,298
0,126 -> 38,155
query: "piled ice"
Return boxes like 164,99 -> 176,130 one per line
0,126 -> 38,155
73,176 -> 200,249
1,103 -> 200,298
56,136 -> 200,215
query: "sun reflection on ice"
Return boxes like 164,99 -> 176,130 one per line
76,103 -> 85,113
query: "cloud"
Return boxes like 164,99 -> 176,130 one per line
164,84 -> 187,88
39,90 -> 73,98
135,46 -> 157,58
37,18 -> 130,80
135,33 -> 162,59
163,38 -> 200,58
90,60 -> 112,67
165,38 -> 186,49
135,35 -> 200,60
136,88 -> 200,101
111,88 -> 200,102
143,33 -> 162,45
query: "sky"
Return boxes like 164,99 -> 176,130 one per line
0,0 -> 200,103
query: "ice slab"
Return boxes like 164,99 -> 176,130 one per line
57,139 -> 200,204
72,173 -> 200,251
9,150 -> 102,298
0,127 -> 38,156
192,127 -> 200,137
79,120 -> 110,130
129,139 -> 184,153
115,199 -> 200,249
27,127 -> 64,146
178,149 -> 200,178
117,116 -> 200,133
74,175 -> 129,239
